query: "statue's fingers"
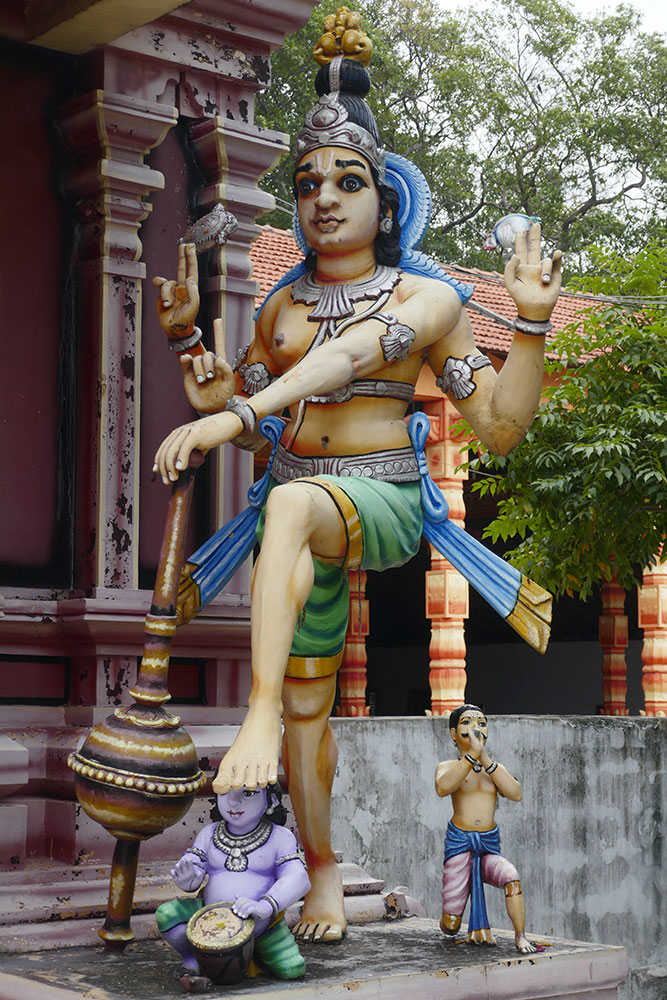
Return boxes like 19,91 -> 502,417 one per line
526,222 -> 542,265
514,229 -> 527,260
540,256 -> 553,284
191,354 -> 208,384
152,275 -> 168,287
174,430 -> 198,473
158,279 -> 177,309
185,243 -> 199,284
177,242 -> 186,285
552,249 -> 563,277
202,350 -> 216,379
179,353 -> 195,375
504,254 -> 520,286
213,317 -> 226,357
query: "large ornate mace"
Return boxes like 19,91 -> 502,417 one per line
68,464 -> 206,949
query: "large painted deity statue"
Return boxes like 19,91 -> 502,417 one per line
153,7 -> 562,944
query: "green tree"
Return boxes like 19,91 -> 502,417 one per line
256,0 -> 667,269
468,244 -> 667,599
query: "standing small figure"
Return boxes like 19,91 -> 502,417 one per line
157,784 -> 310,992
435,705 -> 535,954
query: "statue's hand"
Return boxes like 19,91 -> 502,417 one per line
232,896 -> 273,921
468,728 -> 486,759
504,223 -> 562,322
181,350 -> 235,414
153,410 -> 243,483
153,243 -> 200,338
172,856 -> 205,892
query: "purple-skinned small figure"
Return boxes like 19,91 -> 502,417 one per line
156,783 -> 310,992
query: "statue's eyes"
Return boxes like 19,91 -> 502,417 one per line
339,175 -> 366,192
297,178 -> 318,196
242,789 -> 259,798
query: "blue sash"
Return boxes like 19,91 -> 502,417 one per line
444,820 -> 501,931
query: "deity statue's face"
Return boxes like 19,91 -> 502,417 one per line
295,146 -> 381,258
451,709 -> 488,755
217,787 -> 268,834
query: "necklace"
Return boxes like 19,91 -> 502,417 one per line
212,817 -> 273,872
291,265 -> 401,346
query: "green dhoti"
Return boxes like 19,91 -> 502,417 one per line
257,476 -> 423,678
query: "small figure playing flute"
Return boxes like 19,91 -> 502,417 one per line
435,705 -> 536,954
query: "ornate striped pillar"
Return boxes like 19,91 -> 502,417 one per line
638,554 -> 667,717
422,398 -> 469,715
337,570 -> 370,717
598,577 -> 628,715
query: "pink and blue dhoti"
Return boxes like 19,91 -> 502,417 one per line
442,821 -> 519,931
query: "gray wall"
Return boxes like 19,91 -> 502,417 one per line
330,715 -> 665,975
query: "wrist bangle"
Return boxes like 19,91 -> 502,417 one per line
259,893 -> 280,920
168,326 -> 203,352
514,316 -> 553,336
485,761 -> 498,775
225,396 -> 257,436
464,753 -> 482,772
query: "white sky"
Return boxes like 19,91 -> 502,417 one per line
437,0 -> 667,35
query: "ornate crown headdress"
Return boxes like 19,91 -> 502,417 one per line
295,7 -> 386,181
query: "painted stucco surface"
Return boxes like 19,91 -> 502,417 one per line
330,716 -> 665,975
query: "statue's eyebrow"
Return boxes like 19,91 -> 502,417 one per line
294,163 -> 314,176
335,158 -> 367,170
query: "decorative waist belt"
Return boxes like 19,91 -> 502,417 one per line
270,443 -> 421,484
307,379 -> 415,405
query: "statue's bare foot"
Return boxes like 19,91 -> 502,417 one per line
515,933 -> 536,954
213,703 -> 282,792
175,967 -> 210,994
293,859 -> 346,943
467,928 -> 496,946
439,913 -> 462,936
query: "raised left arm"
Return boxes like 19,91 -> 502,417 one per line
428,223 -> 562,456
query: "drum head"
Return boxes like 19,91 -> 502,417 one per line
187,901 -> 254,954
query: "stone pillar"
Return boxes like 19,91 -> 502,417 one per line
57,91 -> 177,591
598,577 -> 628,715
638,555 -> 667,717
337,570 -> 370,717
422,399 -> 469,715
188,117 -> 288,590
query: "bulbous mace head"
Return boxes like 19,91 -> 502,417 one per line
68,702 -> 206,841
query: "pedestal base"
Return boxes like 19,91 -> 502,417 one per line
0,919 -> 627,1000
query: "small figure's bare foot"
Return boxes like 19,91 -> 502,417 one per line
175,967 -> 210,993
439,913 -> 461,936
467,928 -> 496,946
515,933 -> 536,954
213,705 -> 282,792
293,860 -> 346,943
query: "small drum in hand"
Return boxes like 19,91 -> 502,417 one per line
186,901 -> 255,984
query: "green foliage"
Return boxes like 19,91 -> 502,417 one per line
467,244 -> 667,598
255,0 -> 667,269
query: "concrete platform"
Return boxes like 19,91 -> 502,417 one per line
0,919 -> 628,1000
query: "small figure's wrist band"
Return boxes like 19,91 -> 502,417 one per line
259,893 -> 280,920
224,396 -> 257,436
485,761 -> 498,775
168,326 -> 203,352
514,316 -> 553,336
464,753 -> 482,772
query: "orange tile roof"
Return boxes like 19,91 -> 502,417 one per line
249,227 -> 584,359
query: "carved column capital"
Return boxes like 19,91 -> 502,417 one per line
57,90 -> 177,265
